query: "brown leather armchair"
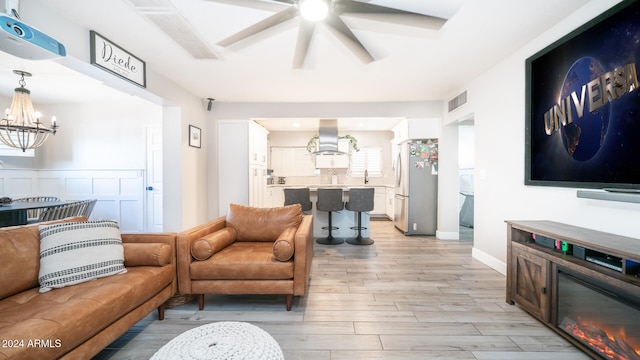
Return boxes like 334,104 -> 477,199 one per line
177,204 -> 313,311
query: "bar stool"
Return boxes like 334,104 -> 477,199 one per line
315,188 -> 344,245
283,188 -> 312,212
346,188 -> 375,245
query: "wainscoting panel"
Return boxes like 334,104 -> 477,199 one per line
0,170 -> 37,197
0,169 -> 147,232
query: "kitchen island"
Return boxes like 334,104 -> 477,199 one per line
269,186 -> 374,240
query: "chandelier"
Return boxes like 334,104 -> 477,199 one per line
0,70 -> 58,152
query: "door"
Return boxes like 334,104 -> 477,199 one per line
146,126 -> 163,232
511,243 -> 551,322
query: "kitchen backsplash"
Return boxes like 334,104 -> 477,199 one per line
278,168 -> 394,186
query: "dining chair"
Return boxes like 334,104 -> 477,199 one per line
13,196 -> 61,220
38,201 -> 83,222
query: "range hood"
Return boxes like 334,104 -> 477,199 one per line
312,119 -> 346,155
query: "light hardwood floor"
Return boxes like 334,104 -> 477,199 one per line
95,220 -> 589,359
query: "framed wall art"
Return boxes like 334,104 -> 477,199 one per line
189,125 -> 201,148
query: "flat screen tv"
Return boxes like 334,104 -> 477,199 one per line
525,0 -> 640,191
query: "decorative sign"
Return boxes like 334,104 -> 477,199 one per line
90,30 -> 146,88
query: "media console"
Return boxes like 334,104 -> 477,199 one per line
505,220 -> 640,359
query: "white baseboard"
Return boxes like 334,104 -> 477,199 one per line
472,246 -> 507,275
436,230 -> 459,240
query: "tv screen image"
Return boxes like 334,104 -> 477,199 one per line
525,0 -> 640,190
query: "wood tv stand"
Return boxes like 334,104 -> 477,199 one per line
505,220 -> 640,359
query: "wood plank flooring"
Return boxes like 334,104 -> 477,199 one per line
95,221 -> 589,359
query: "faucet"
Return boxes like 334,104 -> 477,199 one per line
364,169 -> 369,184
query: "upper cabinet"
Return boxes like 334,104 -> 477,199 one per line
393,118 -> 441,143
315,139 -> 350,169
271,147 -> 315,176
249,121 -> 268,166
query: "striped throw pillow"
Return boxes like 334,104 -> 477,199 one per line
38,220 -> 127,293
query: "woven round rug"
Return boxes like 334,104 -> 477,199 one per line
151,321 -> 284,360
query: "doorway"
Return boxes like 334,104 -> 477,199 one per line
457,116 -> 474,241
146,126 -> 163,232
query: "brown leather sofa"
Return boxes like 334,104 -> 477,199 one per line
0,217 -> 177,360
177,204 -> 313,311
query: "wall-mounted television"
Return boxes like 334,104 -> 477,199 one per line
525,0 -> 640,191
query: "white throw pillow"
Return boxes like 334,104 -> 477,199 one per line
38,220 -> 127,293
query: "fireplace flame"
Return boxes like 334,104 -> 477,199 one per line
560,317 -> 640,360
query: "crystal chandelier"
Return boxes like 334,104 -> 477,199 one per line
0,70 -> 58,152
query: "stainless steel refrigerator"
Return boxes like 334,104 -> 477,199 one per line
394,139 -> 438,235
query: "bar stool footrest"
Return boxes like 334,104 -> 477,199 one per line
322,226 -> 339,231
350,226 -> 368,231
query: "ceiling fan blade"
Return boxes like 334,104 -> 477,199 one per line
325,15 -> 375,64
127,0 -> 220,59
217,7 -> 298,47
341,1 -> 447,30
293,21 -> 317,69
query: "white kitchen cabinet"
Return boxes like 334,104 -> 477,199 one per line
271,147 -> 315,176
372,186 -> 386,216
315,154 -> 349,169
249,121 -> 268,166
385,187 -> 394,220
249,164 -> 267,207
268,186 -> 284,207
314,138 -> 350,168
392,118 -> 441,143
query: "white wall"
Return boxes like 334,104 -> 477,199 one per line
445,0 -> 639,274
19,2 -> 211,231
36,100 -> 161,169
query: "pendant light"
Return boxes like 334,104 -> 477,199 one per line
0,70 -> 58,152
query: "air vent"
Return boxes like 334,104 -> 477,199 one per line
448,90 -> 467,112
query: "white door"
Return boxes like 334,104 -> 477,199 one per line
146,126 -> 163,232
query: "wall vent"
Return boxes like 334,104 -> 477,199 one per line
448,90 -> 467,112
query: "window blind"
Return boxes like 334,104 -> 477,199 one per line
351,147 -> 382,176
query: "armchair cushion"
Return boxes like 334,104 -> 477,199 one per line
124,243 -> 172,267
226,203 -> 302,242
191,227 -> 237,261
272,227 -> 297,261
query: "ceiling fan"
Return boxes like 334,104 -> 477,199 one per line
215,0 -> 447,68
128,0 -> 447,68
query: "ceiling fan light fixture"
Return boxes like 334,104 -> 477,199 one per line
299,0 -> 329,22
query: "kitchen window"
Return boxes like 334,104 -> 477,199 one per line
351,146 -> 382,176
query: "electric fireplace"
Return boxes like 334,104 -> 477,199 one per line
557,268 -> 640,360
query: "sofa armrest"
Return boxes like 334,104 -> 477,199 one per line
293,215 -> 314,296
176,216 -> 227,294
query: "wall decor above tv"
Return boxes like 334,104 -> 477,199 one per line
525,0 -> 640,190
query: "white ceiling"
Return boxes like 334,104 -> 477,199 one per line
0,0 -> 591,130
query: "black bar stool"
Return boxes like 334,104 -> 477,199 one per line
315,188 -> 344,245
283,188 -> 312,212
346,188 -> 375,245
